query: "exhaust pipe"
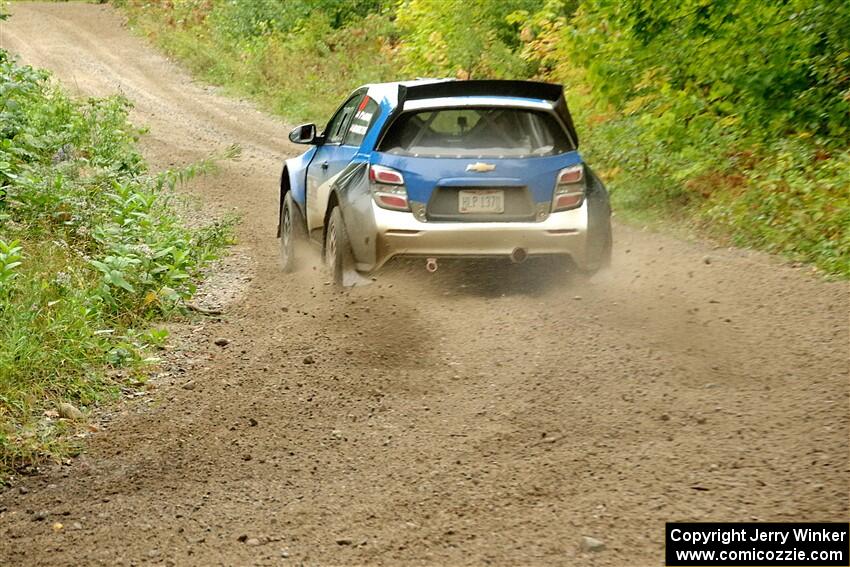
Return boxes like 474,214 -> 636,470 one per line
425,258 -> 438,273
510,247 -> 528,264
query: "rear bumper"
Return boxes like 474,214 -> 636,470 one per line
361,201 -> 591,271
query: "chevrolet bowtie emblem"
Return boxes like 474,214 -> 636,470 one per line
466,162 -> 496,173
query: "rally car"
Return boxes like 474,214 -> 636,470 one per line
278,79 -> 612,285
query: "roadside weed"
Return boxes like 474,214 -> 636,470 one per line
0,48 -> 235,480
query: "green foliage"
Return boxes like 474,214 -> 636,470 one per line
395,0 -> 539,79
0,48 -> 234,478
517,0 -> 850,276
701,141 -> 850,276
561,0 -> 850,141
208,0 -> 390,40
0,240 -> 23,290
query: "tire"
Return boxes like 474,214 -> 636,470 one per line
324,206 -> 355,287
279,192 -> 305,272
580,224 -> 612,276
580,169 -> 613,276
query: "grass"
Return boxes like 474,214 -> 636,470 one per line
576,106 -> 850,277
0,48 -> 236,481
120,1 -> 397,124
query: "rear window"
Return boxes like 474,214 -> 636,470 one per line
378,107 -> 573,158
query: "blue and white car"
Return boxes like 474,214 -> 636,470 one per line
278,79 -> 612,285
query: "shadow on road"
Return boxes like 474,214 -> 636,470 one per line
376,257 -> 584,298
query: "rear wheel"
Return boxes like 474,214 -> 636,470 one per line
600,228 -> 613,268
581,223 -> 612,276
279,192 -> 305,272
324,206 -> 356,287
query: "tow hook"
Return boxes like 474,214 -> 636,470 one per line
425,258 -> 438,273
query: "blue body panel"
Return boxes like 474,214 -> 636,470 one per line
308,144 -> 359,191
360,88 -> 583,204
284,147 -> 317,209
370,151 -> 582,205
283,89 -> 395,209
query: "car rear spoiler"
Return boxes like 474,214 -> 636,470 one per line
395,80 -> 579,148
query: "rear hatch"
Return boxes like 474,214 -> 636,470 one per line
372,105 -> 581,222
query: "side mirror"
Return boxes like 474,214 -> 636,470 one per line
289,123 -> 318,145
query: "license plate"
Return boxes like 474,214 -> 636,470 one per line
458,189 -> 504,214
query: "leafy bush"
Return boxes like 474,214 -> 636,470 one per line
395,0 -> 541,79
0,48 -> 234,477
515,0 -> 850,276
208,0 -> 390,40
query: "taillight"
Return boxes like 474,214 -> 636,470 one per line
552,164 -> 585,212
370,165 -> 404,185
370,165 -> 409,211
558,166 -> 583,185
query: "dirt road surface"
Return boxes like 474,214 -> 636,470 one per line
1,4 -> 847,566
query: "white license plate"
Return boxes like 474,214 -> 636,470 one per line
458,189 -> 504,214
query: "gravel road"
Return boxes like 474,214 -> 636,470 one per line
1,3 -> 847,566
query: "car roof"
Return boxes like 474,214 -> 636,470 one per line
363,79 -> 450,106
